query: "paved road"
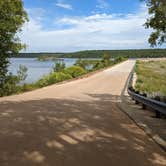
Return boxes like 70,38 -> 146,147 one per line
0,60 -> 165,166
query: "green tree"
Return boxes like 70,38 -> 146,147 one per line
17,65 -> 28,82
144,0 -> 166,46
101,53 -> 111,66
0,65 -> 28,96
103,52 -> 111,61
53,62 -> 66,72
0,0 -> 28,96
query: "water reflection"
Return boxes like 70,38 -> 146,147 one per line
9,58 -> 77,83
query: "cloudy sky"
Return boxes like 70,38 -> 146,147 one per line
20,0 -> 161,52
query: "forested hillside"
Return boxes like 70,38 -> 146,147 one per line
15,49 -> 166,58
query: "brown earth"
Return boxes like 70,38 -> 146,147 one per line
0,60 -> 165,166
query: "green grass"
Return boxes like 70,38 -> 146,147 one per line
135,60 -> 166,99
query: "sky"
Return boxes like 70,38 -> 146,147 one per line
19,0 -> 163,52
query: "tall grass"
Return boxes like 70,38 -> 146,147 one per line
134,60 -> 166,100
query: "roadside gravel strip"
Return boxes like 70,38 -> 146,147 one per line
0,60 -> 165,166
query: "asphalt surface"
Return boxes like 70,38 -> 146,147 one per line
0,60 -> 165,166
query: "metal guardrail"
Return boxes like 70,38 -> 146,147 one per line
127,68 -> 166,118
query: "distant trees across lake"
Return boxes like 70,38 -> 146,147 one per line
13,49 -> 166,59
37,55 -> 64,61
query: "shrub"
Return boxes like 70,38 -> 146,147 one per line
93,61 -> 105,70
53,62 -> 65,72
75,59 -> 101,71
103,53 -> 111,61
21,84 -> 36,92
36,72 -> 72,87
17,65 -> 28,82
55,72 -> 72,82
0,73 -> 19,96
114,57 -> 127,64
0,65 -> 28,97
75,59 -> 87,69
63,66 -> 87,78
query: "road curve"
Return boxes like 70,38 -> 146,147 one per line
0,60 -> 165,166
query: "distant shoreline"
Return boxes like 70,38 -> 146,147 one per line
12,49 -> 166,58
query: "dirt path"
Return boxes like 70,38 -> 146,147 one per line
0,60 -> 165,166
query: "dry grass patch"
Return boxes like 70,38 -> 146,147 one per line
134,60 -> 166,100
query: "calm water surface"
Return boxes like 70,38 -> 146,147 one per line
9,58 -> 78,83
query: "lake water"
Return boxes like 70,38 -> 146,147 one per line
9,58 -> 78,83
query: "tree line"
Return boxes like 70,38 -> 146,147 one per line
13,49 -> 166,58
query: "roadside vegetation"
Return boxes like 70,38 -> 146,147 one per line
0,65 -> 28,96
0,0 -> 28,97
0,55 -> 127,97
134,60 -> 166,102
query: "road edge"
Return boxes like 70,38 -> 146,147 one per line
0,60 -> 128,101
117,67 -> 166,152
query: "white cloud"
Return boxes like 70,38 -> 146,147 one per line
56,2 -> 73,10
19,5 -> 157,52
96,0 -> 110,9
26,8 -> 46,21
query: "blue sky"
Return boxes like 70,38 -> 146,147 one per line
23,0 -> 141,16
20,0 -> 162,52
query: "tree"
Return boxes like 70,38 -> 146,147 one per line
102,52 -> 111,61
17,65 -> 28,82
53,62 -> 66,72
101,52 -> 111,66
144,0 -> 166,46
0,0 -> 28,95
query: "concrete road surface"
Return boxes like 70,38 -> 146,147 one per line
0,60 -> 165,166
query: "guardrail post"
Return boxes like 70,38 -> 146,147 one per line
156,111 -> 161,118
142,104 -> 146,109
135,100 -> 139,104
142,94 -> 147,109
